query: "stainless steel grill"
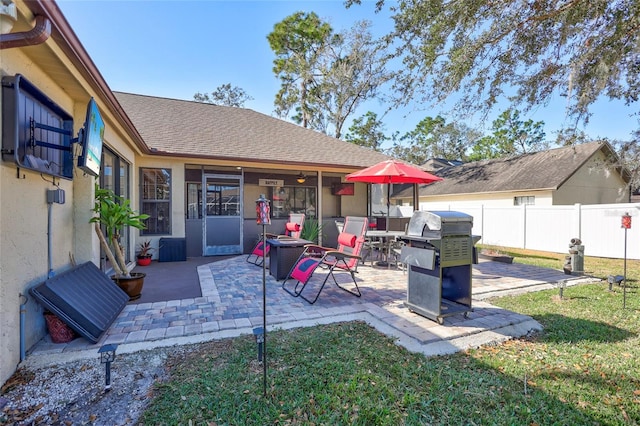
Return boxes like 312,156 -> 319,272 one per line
400,211 -> 479,324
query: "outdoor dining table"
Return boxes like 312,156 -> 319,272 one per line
365,230 -> 406,267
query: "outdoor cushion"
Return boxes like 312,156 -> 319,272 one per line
338,232 -> 357,248
285,222 -> 301,232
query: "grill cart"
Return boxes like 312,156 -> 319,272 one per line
400,211 -> 480,324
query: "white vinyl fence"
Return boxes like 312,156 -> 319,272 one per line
417,203 -> 640,260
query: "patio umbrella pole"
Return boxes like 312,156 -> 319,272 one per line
386,183 -> 390,232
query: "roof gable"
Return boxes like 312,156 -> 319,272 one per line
113,92 -> 391,169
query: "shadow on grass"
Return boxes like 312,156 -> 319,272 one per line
535,313 -> 636,344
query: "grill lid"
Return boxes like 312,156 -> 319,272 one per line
407,210 -> 473,236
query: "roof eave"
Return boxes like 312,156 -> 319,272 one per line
28,0 -> 150,155
148,150 -> 368,173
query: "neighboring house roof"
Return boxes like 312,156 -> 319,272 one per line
394,141 -> 628,198
114,92 -> 392,170
421,158 -> 464,171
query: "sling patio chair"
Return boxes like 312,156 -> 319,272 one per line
282,216 -> 368,304
246,213 -> 305,266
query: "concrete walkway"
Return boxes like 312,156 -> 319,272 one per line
24,256 -> 601,368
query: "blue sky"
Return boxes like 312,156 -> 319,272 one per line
57,0 -> 638,147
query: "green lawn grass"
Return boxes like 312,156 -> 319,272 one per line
141,251 -> 640,425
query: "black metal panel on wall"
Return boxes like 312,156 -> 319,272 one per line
2,74 -> 74,179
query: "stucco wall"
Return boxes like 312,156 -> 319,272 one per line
554,151 -> 629,204
1,46 -> 80,385
419,191 -> 554,208
342,182 -> 369,216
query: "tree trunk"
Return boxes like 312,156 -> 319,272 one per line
94,223 -> 125,276
111,234 -> 131,278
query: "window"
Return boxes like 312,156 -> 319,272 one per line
205,180 -> 240,216
99,148 -> 130,263
186,182 -> 202,219
514,196 -> 535,206
271,186 -> 316,219
141,168 -> 171,234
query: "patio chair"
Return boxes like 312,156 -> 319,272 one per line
282,216 -> 368,304
388,238 -> 407,273
246,213 -> 305,266
361,234 -> 382,266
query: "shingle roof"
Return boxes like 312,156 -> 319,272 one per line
113,92 -> 392,169
394,141 -> 622,197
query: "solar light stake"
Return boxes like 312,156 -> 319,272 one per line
98,344 -> 117,392
253,327 -> 264,362
557,280 -> 566,299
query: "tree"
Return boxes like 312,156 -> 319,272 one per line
312,20 -> 391,138
268,14 -> 390,138
347,0 -> 640,131
344,111 -> 389,150
386,115 -> 481,164
468,109 -> 547,161
267,11 -> 335,129
193,83 -> 253,107
613,138 -> 640,194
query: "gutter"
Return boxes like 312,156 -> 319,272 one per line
0,14 -> 50,49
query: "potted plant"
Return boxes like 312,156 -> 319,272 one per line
90,185 -> 150,300
478,247 -> 514,264
300,217 -> 323,243
136,240 -> 154,266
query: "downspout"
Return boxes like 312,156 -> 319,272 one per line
19,293 -> 27,362
47,198 -> 54,278
0,14 -> 51,49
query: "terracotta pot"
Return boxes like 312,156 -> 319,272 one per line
111,272 -> 146,300
44,312 -> 77,343
137,256 -> 152,266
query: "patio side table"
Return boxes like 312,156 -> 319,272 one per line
267,238 -> 312,281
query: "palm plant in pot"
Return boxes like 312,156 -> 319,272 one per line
90,185 -> 149,300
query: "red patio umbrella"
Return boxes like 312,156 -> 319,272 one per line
345,159 -> 443,231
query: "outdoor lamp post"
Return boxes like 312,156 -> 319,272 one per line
255,195 -> 270,397
98,344 -> 117,392
621,212 -> 632,308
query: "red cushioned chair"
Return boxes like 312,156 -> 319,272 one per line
246,213 -> 305,266
282,216 -> 368,304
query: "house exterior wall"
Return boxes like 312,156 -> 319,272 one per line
0,45 -> 79,385
0,4 -> 144,385
341,182 -> 369,217
554,151 -> 629,204
417,190 -> 554,209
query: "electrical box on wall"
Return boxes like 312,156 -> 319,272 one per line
46,189 -> 65,204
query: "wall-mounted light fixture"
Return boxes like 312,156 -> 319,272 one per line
296,172 -> 306,184
0,0 -> 17,35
